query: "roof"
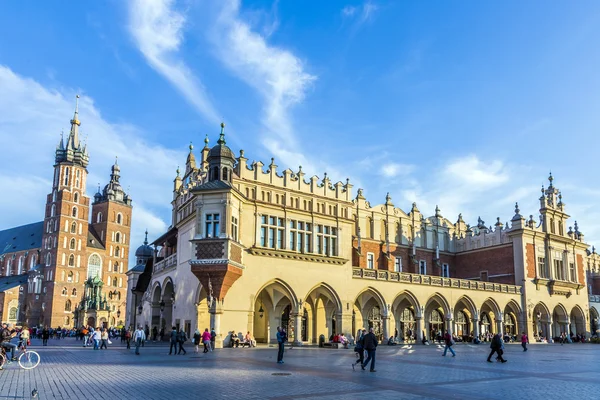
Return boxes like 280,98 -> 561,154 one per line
0,221 -> 43,256
87,226 -> 105,250
130,263 -> 146,273
151,226 -> 178,246
0,273 -> 28,293
192,180 -> 232,191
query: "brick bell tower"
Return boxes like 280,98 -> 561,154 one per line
90,157 -> 133,325
38,95 -> 90,328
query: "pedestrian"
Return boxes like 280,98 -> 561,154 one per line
125,327 -> 132,349
90,328 -> 101,350
202,328 -> 212,353
18,325 -> 30,349
152,326 -> 158,341
210,328 -> 216,351
0,323 -> 18,365
487,333 -> 507,363
361,327 -> 378,372
100,328 -> 109,349
521,331 -> 529,352
442,330 -> 456,357
134,325 -> 146,355
352,329 -> 366,370
41,325 -> 50,346
193,329 -> 201,353
276,326 -> 287,364
144,325 -> 150,346
168,326 -> 178,355
177,328 -> 188,355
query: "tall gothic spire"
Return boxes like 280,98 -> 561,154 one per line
55,95 -> 89,167
67,94 -> 81,150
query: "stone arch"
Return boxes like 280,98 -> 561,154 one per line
391,290 -> 420,342
151,282 -> 162,334
552,303 -> 569,339
354,287 -> 387,339
532,302 -> 551,340
304,283 -> 343,343
503,300 -> 522,337
454,295 -> 477,337
569,305 -> 586,337
424,293 -> 450,341
253,279 -> 298,344
590,307 -> 599,336
161,278 -> 175,328
195,283 -> 210,334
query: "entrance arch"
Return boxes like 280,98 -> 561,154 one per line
253,280 -> 298,344
354,288 -> 386,339
454,296 -> 476,338
480,298 -> 501,336
151,282 -> 162,335
552,304 -> 568,339
195,283 -> 210,333
533,302 -> 550,340
424,293 -> 450,341
162,278 -> 175,329
590,307 -> 599,336
503,300 -> 521,338
391,291 -> 420,342
570,306 -> 586,337
305,283 -> 342,343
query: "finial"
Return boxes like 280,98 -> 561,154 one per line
75,94 -> 80,113
574,220 -> 579,233
97,183 -> 101,193
298,165 -> 303,173
593,246 -> 596,254
558,191 -> 562,202
548,171 -> 554,187
386,192 -> 392,204
176,166 -> 180,177
218,122 -> 226,145
515,202 -> 520,215
435,205 -> 441,217
204,134 -> 209,147
144,230 -> 148,245
457,213 -> 463,222
323,172 -> 328,179
541,184 -> 544,194
240,149 -> 245,157
114,156 -> 118,166
189,141 -> 193,152
270,157 -> 275,165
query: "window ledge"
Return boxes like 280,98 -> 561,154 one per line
248,247 -> 347,265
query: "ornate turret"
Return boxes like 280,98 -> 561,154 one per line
185,142 -> 196,175
207,123 -> 235,182
55,95 -> 89,168
94,157 -> 132,205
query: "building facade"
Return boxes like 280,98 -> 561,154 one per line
0,97 -> 132,328
131,123 -> 599,346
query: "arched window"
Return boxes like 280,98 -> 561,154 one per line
222,167 -> 228,181
52,190 -> 57,202
62,287 -> 67,296
117,292 -> 121,300
72,207 -> 77,218
366,217 -> 374,239
550,218 -> 555,234
72,288 -> 77,296
68,254 -> 75,267
455,311 -> 468,336
75,170 -> 80,188
117,213 -> 122,224
8,307 -> 17,321
112,277 -> 118,287
46,253 -> 52,266
74,192 -> 79,203
87,254 -> 102,279
97,212 -> 103,223
115,232 -> 120,243
51,204 -> 56,217
65,300 -> 72,312
71,222 -> 77,233
67,272 -> 73,282
65,316 -> 70,326
115,246 -> 120,257
70,238 -> 76,250
113,262 -> 119,272
6,259 -> 12,276
64,167 -> 70,186
17,256 -> 24,274
29,254 -> 37,269
558,221 -> 564,236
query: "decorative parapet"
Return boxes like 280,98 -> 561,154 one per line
352,267 -> 522,295
154,253 -> 177,273
248,247 -> 348,265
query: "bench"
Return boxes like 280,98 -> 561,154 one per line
322,343 -> 341,349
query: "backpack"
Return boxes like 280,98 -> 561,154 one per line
179,331 -> 187,342
281,331 -> 288,343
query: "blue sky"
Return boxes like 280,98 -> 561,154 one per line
2,0 -> 600,262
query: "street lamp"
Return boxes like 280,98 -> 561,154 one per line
137,305 -> 143,315
160,300 -> 165,312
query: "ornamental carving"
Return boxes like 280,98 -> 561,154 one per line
196,241 -> 225,260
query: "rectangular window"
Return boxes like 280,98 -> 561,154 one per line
554,259 -> 564,280
538,257 -> 547,279
394,257 -> 402,272
260,215 -> 285,249
316,224 -> 337,256
419,260 -> 426,275
442,264 -> 450,278
205,214 -> 220,238
289,220 -> 313,253
231,216 -> 238,241
569,262 -> 575,282
367,253 -> 375,269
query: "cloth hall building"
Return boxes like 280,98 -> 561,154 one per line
129,124 -> 600,347
0,98 -> 132,329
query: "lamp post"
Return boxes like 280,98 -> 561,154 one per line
160,300 -> 165,331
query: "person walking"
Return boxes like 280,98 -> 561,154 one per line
193,329 -> 201,353
177,328 -> 188,355
352,329 -> 366,370
442,330 -> 456,357
0,323 -> 18,364
90,328 -> 101,350
361,327 -> 378,372
487,333 -> 507,363
521,331 -> 529,352
100,329 -> 109,349
18,325 -> 30,349
133,326 -> 146,355
125,327 -> 132,349
276,326 -> 287,364
210,328 -> 216,351
152,326 -> 158,342
168,326 -> 178,355
41,326 -> 50,346
202,328 -> 212,353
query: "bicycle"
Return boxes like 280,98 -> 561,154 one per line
0,344 -> 41,370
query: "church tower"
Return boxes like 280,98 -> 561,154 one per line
39,95 -> 91,327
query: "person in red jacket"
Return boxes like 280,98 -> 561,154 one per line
521,331 -> 529,352
442,330 -> 456,357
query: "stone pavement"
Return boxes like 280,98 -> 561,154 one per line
1,338 -> 599,399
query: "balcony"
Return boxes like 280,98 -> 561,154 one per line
154,254 -> 177,273
352,267 -> 522,295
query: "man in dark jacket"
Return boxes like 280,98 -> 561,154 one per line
0,323 -> 18,363
361,327 -> 378,372
168,326 -> 178,355
487,333 -> 507,363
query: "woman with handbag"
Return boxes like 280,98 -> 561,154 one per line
202,328 -> 212,353
442,330 -> 456,357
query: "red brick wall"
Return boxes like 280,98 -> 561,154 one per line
526,243 -> 536,278
454,244 -> 515,284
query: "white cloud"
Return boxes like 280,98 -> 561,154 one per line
0,65 -> 178,266
128,0 -> 220,123
341,2 -> 378,25
341,6 -> 357,17
381,163 -> 415,178
444,155 -> 508,187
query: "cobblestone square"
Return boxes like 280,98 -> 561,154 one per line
1,339 -> 599,399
